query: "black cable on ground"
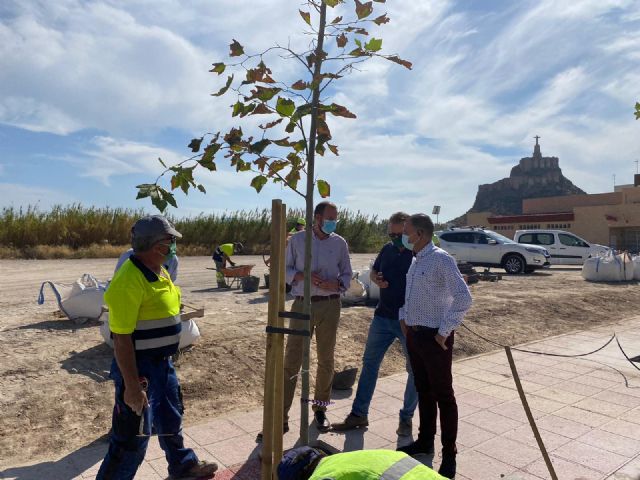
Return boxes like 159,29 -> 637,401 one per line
461,323 -> 616,358
615,335 -> 640,373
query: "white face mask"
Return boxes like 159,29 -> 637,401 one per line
402,234 -> 414,250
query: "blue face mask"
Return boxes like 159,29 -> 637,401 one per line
402,234 -> 414,250
321,220 -> 337,235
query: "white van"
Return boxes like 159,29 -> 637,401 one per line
513,230 -> 609,265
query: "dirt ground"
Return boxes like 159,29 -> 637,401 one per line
1,255 -> 639,468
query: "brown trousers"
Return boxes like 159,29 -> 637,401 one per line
282,297 -> 341,421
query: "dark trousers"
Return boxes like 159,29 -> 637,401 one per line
406,327 -> 458,457
96,358 -> 198,480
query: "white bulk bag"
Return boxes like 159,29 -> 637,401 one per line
634,256 -> 640,281
360,269 -> 380,301
342,273 -> 366,303
100,313 -> 201,349
38,274 -> 106,323
582,251 -> 634,282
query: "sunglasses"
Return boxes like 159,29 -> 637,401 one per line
388,233 -> 402,239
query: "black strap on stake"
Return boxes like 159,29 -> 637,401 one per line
266,326 -> 310,337
279,311 -> 311,321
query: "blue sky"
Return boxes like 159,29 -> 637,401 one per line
1,0 -> 639,220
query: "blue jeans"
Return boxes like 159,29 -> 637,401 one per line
351,315 -> 418,421
96,357 -> 198,480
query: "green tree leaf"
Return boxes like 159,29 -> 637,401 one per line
292,139 -> 307,152
328,143 -> 339,156
336,33 -> 348,48
248,86 -> 281,101
200,144 -> 218,170
316,143 -> 326,156
274,137 -> 291,147
188,137 -> 203,152
635,102 -> 640,120
249,139 -> 271,154
325,0 -> 342,6
209,62 -> 226,75
355,0 -> 373,19
251,175 -> 268,193
197,184 -> 206,193
317,179 -> 331,198
285,168 -> 301,190
212,74 -> 234,97
161,189 -> 178,208
331,16 -> 343,24
276,97 -> 296,117
136,184 -> 155,199
299,10 -> 311,25
365,38 -> 383,52
229,39 -> 244,57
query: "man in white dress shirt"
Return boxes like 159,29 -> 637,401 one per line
396,214 -> 472,479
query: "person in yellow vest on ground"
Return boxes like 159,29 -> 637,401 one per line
212,241 -> 244,288
277,446 -> 446,480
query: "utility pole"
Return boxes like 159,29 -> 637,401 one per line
613,174 -> 616,190
635,160 -> 638,175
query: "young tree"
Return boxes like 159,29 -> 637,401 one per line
136,0 -> 411,443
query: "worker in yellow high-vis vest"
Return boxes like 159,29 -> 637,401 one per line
96,215 -> 217,480
277,446 -> 446,480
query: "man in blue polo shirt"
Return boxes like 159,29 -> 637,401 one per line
333,212 -> 417,436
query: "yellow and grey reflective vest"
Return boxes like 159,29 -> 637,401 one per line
309,450 -> 445,480
106,255 -> 182,357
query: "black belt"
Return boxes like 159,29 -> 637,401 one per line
409,325 -> 439,332
295,294 -> 340,303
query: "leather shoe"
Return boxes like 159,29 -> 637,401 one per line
331,412 -> 368,431
396,439 -> 434,456
314,410 -> 331,433
438,455 -> 456,479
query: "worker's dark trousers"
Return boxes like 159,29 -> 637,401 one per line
406,327 -> 458,457
96,357 -> 198,480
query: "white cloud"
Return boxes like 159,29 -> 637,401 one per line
69,136 -> 182,185
1,0 -> 640,220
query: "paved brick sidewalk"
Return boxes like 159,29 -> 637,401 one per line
3,317 -> 640,479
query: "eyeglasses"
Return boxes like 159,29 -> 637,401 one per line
388,233 -> 402,239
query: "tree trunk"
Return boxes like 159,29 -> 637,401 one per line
300,0 -> 327,445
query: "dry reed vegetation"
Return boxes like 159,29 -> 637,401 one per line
0,205 -> 390,258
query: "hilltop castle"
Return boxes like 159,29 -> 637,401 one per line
469,137 -> 585,216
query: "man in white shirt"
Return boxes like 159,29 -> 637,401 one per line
397,214 -> 472,479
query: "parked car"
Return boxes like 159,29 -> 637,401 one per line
436,227 -> 551,274
513,230 -> 609,265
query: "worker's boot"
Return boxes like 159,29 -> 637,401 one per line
170,460 -> 218,479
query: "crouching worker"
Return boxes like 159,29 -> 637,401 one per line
97,215 -> 217,480
212,241 -> 244,288
277,446 -> 446,480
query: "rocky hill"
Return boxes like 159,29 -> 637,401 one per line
452,140 -> 585,224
